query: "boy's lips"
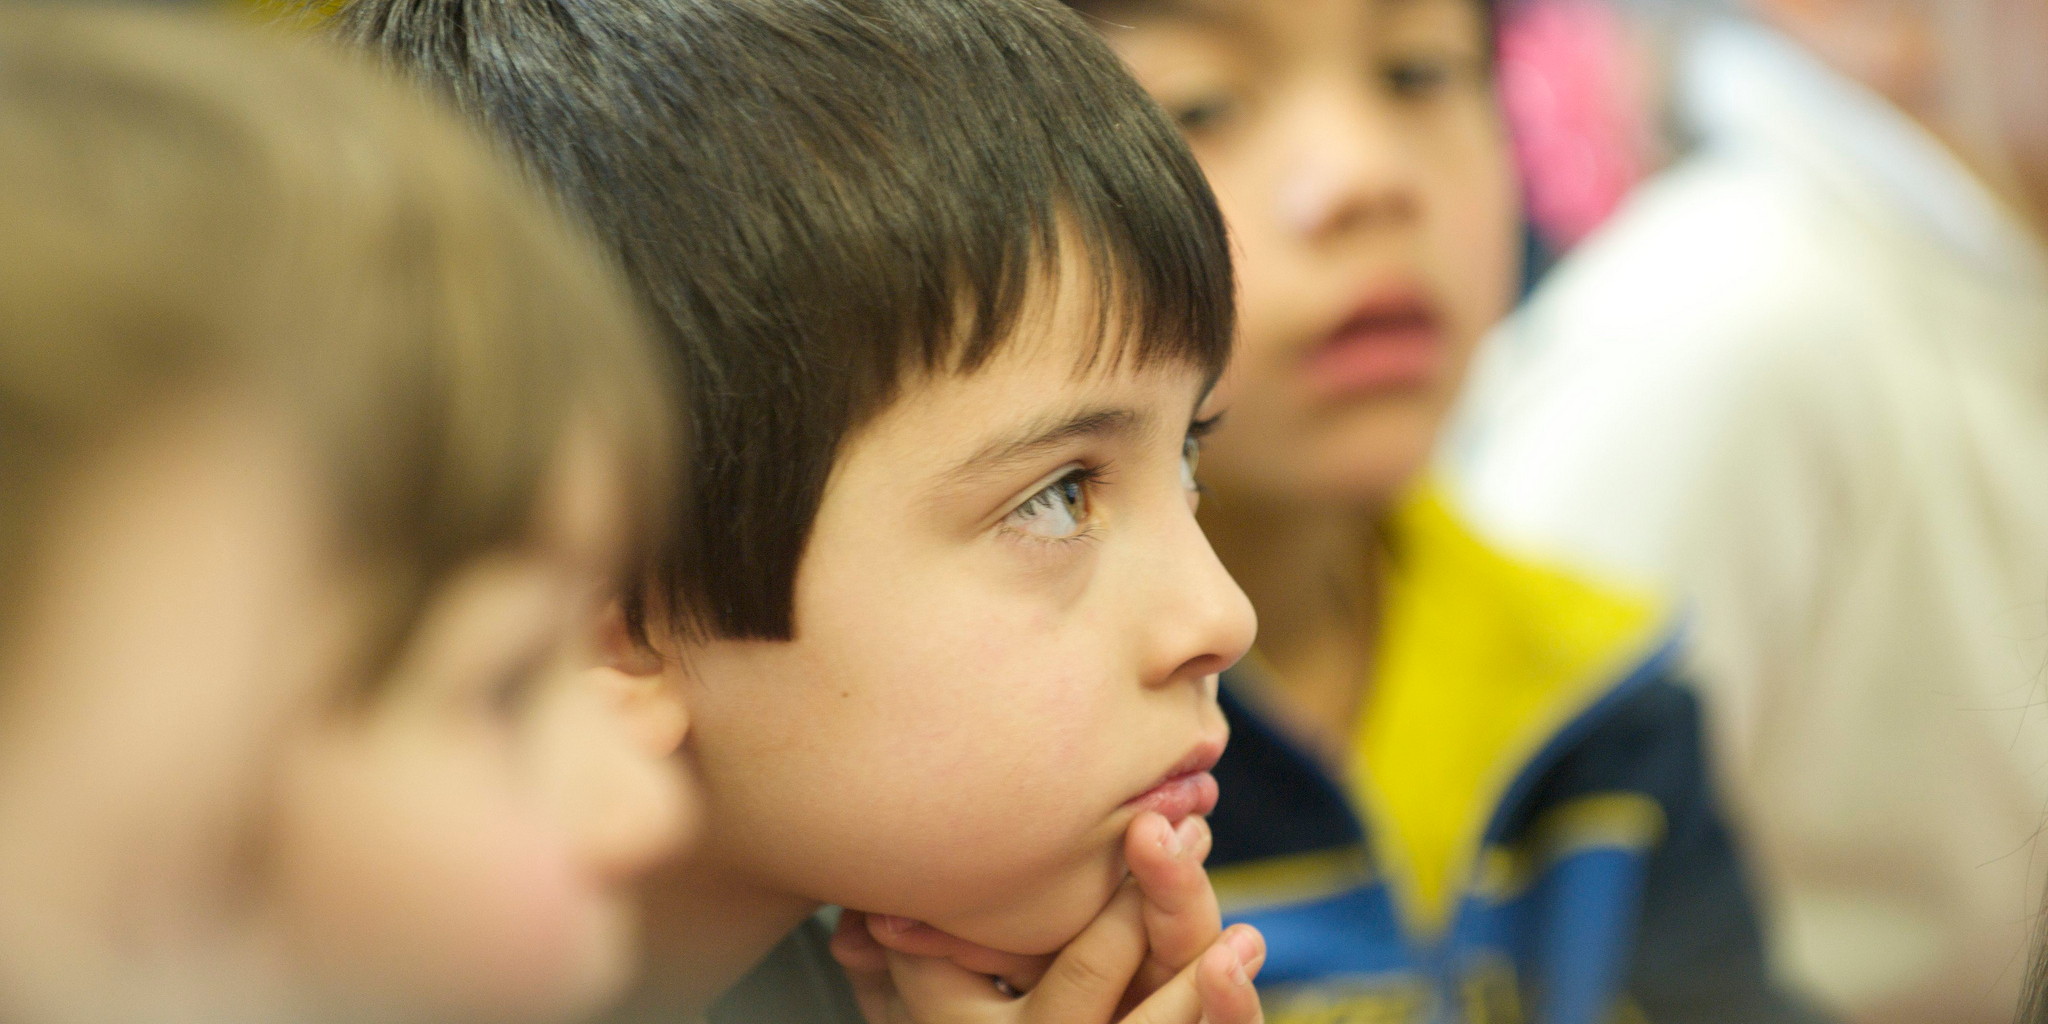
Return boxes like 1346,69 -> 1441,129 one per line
1123,737 -> 1225,823
1300,285 -> 1444,399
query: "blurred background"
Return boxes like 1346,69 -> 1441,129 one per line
1459,2 -> 2048,1022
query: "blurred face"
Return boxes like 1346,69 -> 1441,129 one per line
675,268 -> 1257,956
0,402 -> 689,1024
267,425 -> 691,1024
1097,0 -> 1519,507
0,399 -> 340,1024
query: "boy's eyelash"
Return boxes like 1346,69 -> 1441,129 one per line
1005,465 -> 1106,546
1003,414 -> 1220,544
1183,414 -> 1222,497
1038,466 -> 1105,518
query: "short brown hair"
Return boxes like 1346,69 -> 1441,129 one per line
0,5 -> 678,689
334,0 -> 1237,641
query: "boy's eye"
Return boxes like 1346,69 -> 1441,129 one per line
1182,414 -> 1220,494
1005,468 -> 1093,540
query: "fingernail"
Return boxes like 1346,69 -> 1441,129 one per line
1225,926 -> 1261,964
1174,817 -> 1201,857
877,914 -> 917,935
1161,819 -> 1184,858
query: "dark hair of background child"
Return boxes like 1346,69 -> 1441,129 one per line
330,0 -> 1237,641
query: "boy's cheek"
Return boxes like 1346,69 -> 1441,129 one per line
689,562 -> 1176,951
701,701 -> 1130,955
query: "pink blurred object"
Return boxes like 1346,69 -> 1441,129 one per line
1498,0 -> 1655,249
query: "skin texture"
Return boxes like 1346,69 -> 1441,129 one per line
0,402 -> 688,1024
639,259 -> 1257,1012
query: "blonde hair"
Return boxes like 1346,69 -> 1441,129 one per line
0,5 -> 679,690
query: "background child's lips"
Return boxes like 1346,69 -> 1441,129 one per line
1300,285 -> 1445,399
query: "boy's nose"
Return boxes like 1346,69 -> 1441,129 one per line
1140,514 -> 1257,691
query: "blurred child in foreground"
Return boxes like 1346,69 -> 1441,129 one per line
1446,0 -> 2048,1019
1065,0 -> 1819,1020
334,1 -> 1274,1022
0,8 -> 690,1022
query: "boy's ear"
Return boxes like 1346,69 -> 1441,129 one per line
586,599 -> 689,758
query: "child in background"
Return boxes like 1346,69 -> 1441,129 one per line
333,1 -> 1269,1022
0,9 -> 688,1023
1063,1 -> 1819,1021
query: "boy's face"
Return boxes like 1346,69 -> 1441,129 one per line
0,405 -> 689,1024
1098,0 -> 1518,508
674,269 -> 1257,956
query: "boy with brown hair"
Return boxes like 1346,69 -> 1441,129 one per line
334,0 -> 1273,1021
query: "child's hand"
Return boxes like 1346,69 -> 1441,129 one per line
828,811 -> 1259,1024
1122,812 -> 1224,1009
845,813 -> 1223,1001
831,879 -> 1264,1024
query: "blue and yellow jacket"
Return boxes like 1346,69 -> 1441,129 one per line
1209,490 -> 1819,1024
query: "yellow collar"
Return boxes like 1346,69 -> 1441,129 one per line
1351,486 -> 1668,932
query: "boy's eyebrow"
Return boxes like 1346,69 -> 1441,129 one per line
947,407 -> 1149,486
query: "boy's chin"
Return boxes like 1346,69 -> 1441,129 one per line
923,863 -> 1125,958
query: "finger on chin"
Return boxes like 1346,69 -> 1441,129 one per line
831,911 -> 892,974
1127,815 -> 1223,984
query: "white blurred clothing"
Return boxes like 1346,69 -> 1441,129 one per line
1443,19 -> 2048,1024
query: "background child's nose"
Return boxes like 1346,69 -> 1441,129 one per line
1275,84 -> 1423,240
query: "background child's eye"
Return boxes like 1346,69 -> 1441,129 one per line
1380,54 -> 1474,101
1170,94 -> 1240,136
1005,469 -> 1093,540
